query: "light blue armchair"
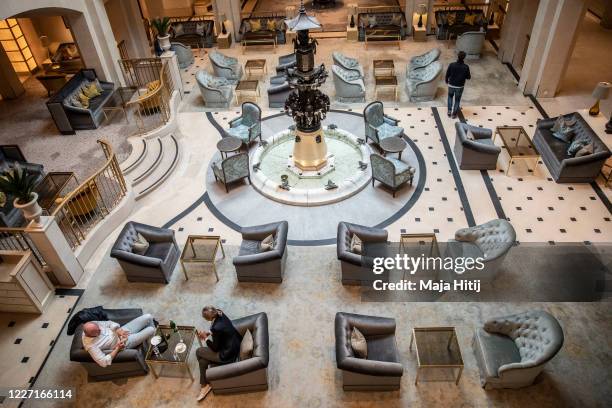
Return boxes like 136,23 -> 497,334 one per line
196,71 -> 233,108
331,65 -> 366,103
226,102 -> 262,146
370,153 -> 415,197
363,101 -> 404,145
212,152 -> 251,193
456,31 -> 486,59
171,42 -> 194,69
332,52 -> 364,78
209,51 -> 243,83
406,60 -> 442,102
409,48 -> 441,70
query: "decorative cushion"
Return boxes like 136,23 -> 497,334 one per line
251,19 -> 262,32
576,143 -> 593,157
77,92 -> 90,109
351,327 -> 368,359
464,13 -> 477,25
447,13 -> 456,26
266,19 -> 276,31
83,83 -> 100,99
350,234 -> 362,254
368,15 -> 377,28
239,329 -> 253,360
567,139 -> 587,157
132,233 -> 149,255
466,130 -> 476,141
195,22 -> 206,35
260,234 -> 275,251
173,23 -> 184,37
243,20 -> 252,33
390,14 -> 402,26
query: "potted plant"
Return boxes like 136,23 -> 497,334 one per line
0,165 -> 42,225
151,17 -> 172,51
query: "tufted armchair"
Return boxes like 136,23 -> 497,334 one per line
454,122 -> 501,170
171,42 -> 194,69
335,312 -> 403,391
196,71 -> 234,108
332,65 -> 366,103
332,52 -> 364,78
276,53 -> 296,73
363,101 -> 404,145
110,222 -> 179,283
209,51 -> 243,83
212,152 -> 250,193
405,60 -> 442,102
226,102 -> 262,145
409,48 -> 441,70
473,310 -> 564,389
337,221 -> 389,285
370,154 -> 415,197
207,312 -> 269,394
456,31 -> 486,59
233,221 -> 288,283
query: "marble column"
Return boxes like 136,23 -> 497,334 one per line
212,0 -> 242,41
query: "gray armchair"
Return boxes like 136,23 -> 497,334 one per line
454,122 -> 501,170
363,101 -> 404,145
268,75 -> 292,108
337,222 -> 389,285
207,312 -> 269,394
276,53 -> 296,73
171,42 -> 194,69
233,221 -> 288,283
196,71 -> 233,108
110,222 -> 179,283
409,48 -> 441,70
456,31 -> 486,59
226,102 -> 262,145
370,154 -> 415,197
212,152 -> 251,193
405,60 -> 442,102
473,310 -> 564,389
209,50 -> 243,83
335,312 -> 403,391
332,65 -> 366,103
332,52 -> 364,78
70,308 -> 149,382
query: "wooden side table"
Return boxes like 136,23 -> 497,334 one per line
217,32 -> 232,49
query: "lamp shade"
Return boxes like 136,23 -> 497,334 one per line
286,1 -> 321,31
592,81 -> 611,100
416,3 -> 428,16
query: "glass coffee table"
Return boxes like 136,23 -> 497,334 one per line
399,233 -> 439,279
180,235 -> 225,281
145,324 -> 201,380
410,326 -> 464,385
494,126 -> 540,175
245,59 -> 267,78
235,80 -> 260,105
373,59 -> 395,77
374,76 -> 398,101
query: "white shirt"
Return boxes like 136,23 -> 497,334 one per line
82,321 -> 120,367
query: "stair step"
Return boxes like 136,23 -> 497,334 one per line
135,135 -> 180,199
130,138 -> 163,186
120,139 -> 148,175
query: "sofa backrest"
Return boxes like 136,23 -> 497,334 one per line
240,17 -> 286,33
47,69 -> 98,105
358,12 -> 406,29
170,20 -> 213,37
435,9 -> 485,26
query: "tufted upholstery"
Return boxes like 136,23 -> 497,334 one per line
171,42 -> 194,69
357,12 -> 408,41
337,222 -> 389,285
335,312 -> 403,391
233,221 -> 288,283
331,65 -> 366,103
212,152 -> 250,193
405,61 -> 442,102
196,70 -> 233,108
209,51 -> 243,83
454,122 -> 501,170
370,154 -> 415,197
473,310 -> 564,389
456,31 -> 486,59
227,102 -> 262,145
409,48 -> 441,70
363,101 -> 404,144
332,52 -> 364,78
276,53 -> 296,73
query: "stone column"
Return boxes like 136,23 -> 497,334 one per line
160,50 -> 183,95
498,0 -> 525,64
105,0 -> 151,59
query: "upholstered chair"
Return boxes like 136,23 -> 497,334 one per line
370,154 -> 415,197
409,48 -> 441,70
110,222 -> 179,283
268,78 -> 292,108
331,65 -> 366,103
363,101 -> 404,145
337,222 -> 389,285
226,102 -> 262,145
171,42 -> 194,69
335,312 -> 403,391
207,312 -> 269,394
456,31 -> 486,59
233,221 -> 288,283
276,53 -> 296,73
196,71 -> 233,108
473,310 -> 564,389
209,50 -> 243,83
332,52 -> 364,77
405,60 -> 442,102
212,152 -> 251,193
454,122 -> 501,170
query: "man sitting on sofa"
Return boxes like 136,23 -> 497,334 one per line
82,313 -> 155,367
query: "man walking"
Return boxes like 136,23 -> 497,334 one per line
445,51 -> 471,119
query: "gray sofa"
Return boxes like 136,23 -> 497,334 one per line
233,221 -> 288,283
171,42 -> 194,69
454,122 -> 501,170
275,53 -> 296,73
405,61 -> 442,102
268,74 -> 292,108
70,308 -> 149,382
337,222 -> 389,285
456,31 -> 486,59
473,310 -> 564,389
332,65 -> 366,103
209,51 -> 243,84
207,312 -> 269,394
335,312 -> 403,391
196,71 -> 234,108
110,222 -> 179,283
533,112 -> 611,183
46,69 -> 114,134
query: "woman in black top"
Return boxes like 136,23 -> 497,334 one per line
195,305 -> 242,401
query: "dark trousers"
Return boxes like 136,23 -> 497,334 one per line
196,346 -> 222,385
448,86 -> 464,116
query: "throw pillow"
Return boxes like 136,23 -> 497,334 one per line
78,92 -> 90,109
132,233 -> 149,255
83,83 -> 101,99
466,130 -> 476,141
251,19 -> 262,32
350,327 -> 367,359
243,20 -> 252,33
69,94 -> 83,108
390,14 -> 402,26
567,139 -> 587,157
552,127 -> 575,143
196,22 -> 205,35
368,15 -> 377,28
173,23 -> 184,37
576,143 -> 594,157
350,234 -> 362,254
92,78 -> 104,93
239,329 -> 254,360
266,19 -> 277,31
464,13 -> 477,25
260,234 -> 275,251
447,13 -> 456,26
551,116 -> 565,133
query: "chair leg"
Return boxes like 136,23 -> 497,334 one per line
372,178 -> 375,187
225,183 -> 229,193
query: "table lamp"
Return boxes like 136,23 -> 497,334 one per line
416,4 -> 427,28
589,81 -> 610,116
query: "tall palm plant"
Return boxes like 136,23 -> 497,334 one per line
151,17 -> 171,37
0,165 -> 39,204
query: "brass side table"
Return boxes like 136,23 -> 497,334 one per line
180,235 -> 225,281
399,233 -> 439,280
245,59 -> 267,78
494,126 -> 540,176
235,80 -> 260,105
410,326 -> 464,385
374,75 -> 398,101
373,59 -> 395,77
145,325 -> 201,380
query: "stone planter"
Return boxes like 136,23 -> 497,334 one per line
158,34 -> 171,51
13,192 -> 42,225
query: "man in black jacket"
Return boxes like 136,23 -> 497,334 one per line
445,51 -> 471,119
195,305 -> 242,401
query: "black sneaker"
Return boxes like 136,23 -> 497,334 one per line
447,112 -> 451,117
451,114 -> 457,119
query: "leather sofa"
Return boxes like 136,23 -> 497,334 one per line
275,53 -> 296,73
69,308 -> 149,382
268,74 -> 292,108
331,65 -> 366,103
207,312 -> 269,394
357,12 -> 408,42
435,9 -> 486,40
335,312 -> 403,391
233,221 -> 288,283
454,122 -> 501,170
169,19 -> 214,48
171,42 -> 194,69
456,31 -> 486,59
240,17 -> 287,45
473,310 -> 564,389
209,51 -> 243,84
110,222 -> 179,283
337,222 -> 389,285
533,112 -> 611,183
46,69 -> 114,134
196,71 -> 234,108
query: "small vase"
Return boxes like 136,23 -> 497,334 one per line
13,192 -> 42,226
158,34 -> 171,51
349,15 -> 355,28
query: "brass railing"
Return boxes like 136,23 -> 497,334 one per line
0,228 -> 46,268
51,140 -> 127,249
117,40 -> 130,60
119,57 -> 163,90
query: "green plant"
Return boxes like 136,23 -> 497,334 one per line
151,17 -> 171,37
0,165 -> 38,205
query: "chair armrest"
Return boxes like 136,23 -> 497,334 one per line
113,348 -> 144,363
232,250 -> 281,266
383,115 -> 400,126
367,123 -> 380,137
241,222 -> 283,240
466,124 -> 493,139
348,224 -> 388,243
110,249 -> 162,267
561,151 -> 610,167
134,224 -> 175,243
536,118 -> 556,129
62,104 -> 91,114
206,356 -> 267,381
337,356 -> 403,377
229,117 -> 243,127
465,140 -> 501,154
